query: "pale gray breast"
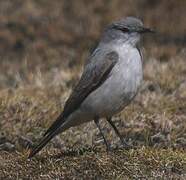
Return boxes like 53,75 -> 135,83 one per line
114,44 -> 143,98
80,44 -> 142,118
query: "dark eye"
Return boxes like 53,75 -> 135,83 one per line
112,25 -> 129,33
120,27 -> 130,33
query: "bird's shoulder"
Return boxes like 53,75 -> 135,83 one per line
62,50 -> 118,118
85,46 -> 118,67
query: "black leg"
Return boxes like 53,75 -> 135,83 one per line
94,118 -> 110,151
106,117 -> 131,148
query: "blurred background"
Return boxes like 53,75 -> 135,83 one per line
0,0 -> 185,89
1,1 -> 186,178
0,0 -> 186,151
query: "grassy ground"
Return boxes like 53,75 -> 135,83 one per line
0,0 -> 186,179
0,148 -> 185,179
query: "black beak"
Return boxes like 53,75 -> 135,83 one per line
140,27 -> 155,33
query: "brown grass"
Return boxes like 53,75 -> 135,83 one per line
0,0 -> 186,179
0,148 -> 185,179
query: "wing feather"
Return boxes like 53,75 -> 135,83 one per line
44,51 -> 118,136
28,51 -> 118,158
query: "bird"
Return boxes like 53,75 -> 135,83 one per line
29,17 -> 154,158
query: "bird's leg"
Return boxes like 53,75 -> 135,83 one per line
94,118 -> 110,151
106,117 -> 131,149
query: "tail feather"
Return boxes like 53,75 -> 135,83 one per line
28,125 -> 61,159
43,113 -> 65,136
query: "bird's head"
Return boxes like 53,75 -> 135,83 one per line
102,17 -> 155,46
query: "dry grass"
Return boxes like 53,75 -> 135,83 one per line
0,148 -> 185,179
0,0 -> 186,179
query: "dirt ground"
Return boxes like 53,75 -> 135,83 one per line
0,0 -> 186,179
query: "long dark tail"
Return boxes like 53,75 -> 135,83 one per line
28,112 -> 68,158
43,113 -> 65,136
28,125 -> 62,159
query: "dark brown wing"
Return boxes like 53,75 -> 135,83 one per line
28,51 -> 118,158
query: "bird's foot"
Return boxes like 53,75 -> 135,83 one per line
105,144 -> 112,152
119,139 -> 136,150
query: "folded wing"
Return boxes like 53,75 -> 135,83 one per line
28,51 -> 118,158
